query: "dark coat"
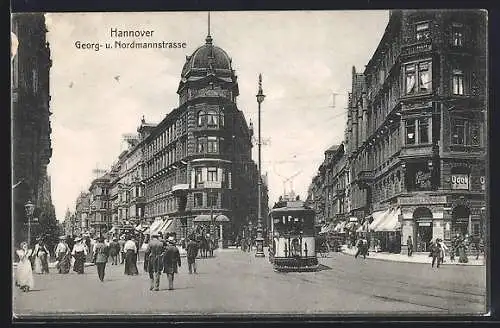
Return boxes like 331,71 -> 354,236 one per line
93,242 -> 109,263
429,243 -> 441,257
163,244 -> 181,274
145,238 -> 164,273
186,240 -> 199,259
108,241 -> 120,256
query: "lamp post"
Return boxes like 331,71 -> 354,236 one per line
24,200 -> 35,248
255,74 -> 265,257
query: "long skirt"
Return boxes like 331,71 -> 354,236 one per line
40,252 -> 49,273
16,259 -> 34,290
34,256 -> 43,274
57,253 -> 71,274
73,251 -> 85,274
124,250 -> 139,275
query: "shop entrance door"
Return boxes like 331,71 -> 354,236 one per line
416,223 -> 432,252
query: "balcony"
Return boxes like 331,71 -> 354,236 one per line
401,39 -> 433,57
400,144 -> 436,159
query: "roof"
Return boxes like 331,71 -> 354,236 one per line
181,35 -> 232,77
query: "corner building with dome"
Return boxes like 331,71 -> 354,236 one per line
140,32 -> 262,242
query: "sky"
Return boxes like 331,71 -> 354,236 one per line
44,11 -> 389,222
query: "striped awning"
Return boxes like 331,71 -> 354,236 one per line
377,208 -> 402,232
144,219 -> 164,235
215,214 -> 230,222
159,219 -> 175,235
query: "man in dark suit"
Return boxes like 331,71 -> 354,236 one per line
163,236 -> 181,290
145,232 -> 164,291
186,237 -> 199,274
93,236 -> 109,282
108,237 -> 120,265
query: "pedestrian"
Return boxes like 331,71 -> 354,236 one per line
54,236 -> 71,274
145,232 -> 164,291
163,236 -> 181,290
430,240 -> 441,268
437,238 -> 448,265
108,237 -> 120,265
71,237 -> 88,274
15,242 -> 35,292
118,235 -> 126,264
477,237 -> 484,260
33,238 -> 50,274
124,235 -> 139,275
458,236 -> 469,263
407,236 -> 413,257
186,237 -> 199,274
355,238 -> 365,259
93,236 -> 110,282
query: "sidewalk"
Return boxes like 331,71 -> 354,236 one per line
341,245 -> 485,266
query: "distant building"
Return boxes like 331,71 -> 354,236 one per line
88,174 -> 111,236
11,13 -> 54,245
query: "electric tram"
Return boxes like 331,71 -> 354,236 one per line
269,199 -> 319,272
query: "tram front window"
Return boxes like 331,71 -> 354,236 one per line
273,214 -> 314,236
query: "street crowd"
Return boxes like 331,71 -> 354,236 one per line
14,230 -> 205,293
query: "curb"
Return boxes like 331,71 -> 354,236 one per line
340,249 -> 484,266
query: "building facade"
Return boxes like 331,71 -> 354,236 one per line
309,9 -> 487,253
12,13 -> 54,245
88,174 -> 111,236
140,32 -> 260,240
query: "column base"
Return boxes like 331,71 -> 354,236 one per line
255,237 -> 265,258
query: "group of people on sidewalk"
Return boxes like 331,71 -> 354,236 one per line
406,234 -> 485,267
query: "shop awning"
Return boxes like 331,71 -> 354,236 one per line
193,214 -> 214,223
159,219 -> 175,235
377,208 -> 402,232
356,221 -> 370,233
345,221 -> 358,231
144,219 -> 164,235
369,209 -> 391,231
320,222 -> 336,234
215,214 -> 230,222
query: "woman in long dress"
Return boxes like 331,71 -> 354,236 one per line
72,237 -> 88,274
37,240 -> 51,274
15,242 -> 34,292
55,236 -> 71,274
124,236 -> 139,275
33,241 -> 43,274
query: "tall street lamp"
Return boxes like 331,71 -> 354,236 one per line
255,74 -> 265,258
24,200 -> 35,248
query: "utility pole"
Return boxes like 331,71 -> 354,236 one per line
255,74 -> 265,258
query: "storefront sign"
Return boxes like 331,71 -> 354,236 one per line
480,176 -> 486,190
418,222 -> 431,226
398,195 -> 447,205
451,174 -> 469,190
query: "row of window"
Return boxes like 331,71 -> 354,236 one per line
404,60 -> 468,96
197,109 -> 225,128
145,114 -> 188,159
405,117 -> 430,145
145,140 -> 187,178
193,192 -> 232,208
145,197 -> 178,217
146,170 -> 187,198
196,136 -> 225,154
414,21 -> 465,47
193,167 -> 231,188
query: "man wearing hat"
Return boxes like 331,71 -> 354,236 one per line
108,237 -> 120,265
93,236 -> 110,282
54,236 -> 71,274
144,232 -> 164,291
163,235 -> 181,290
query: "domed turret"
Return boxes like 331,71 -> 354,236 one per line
181,34 -> 233,77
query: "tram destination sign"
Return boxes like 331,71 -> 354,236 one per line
398,195 -> 447,205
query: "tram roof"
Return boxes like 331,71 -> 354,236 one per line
269,200 -> 315,215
